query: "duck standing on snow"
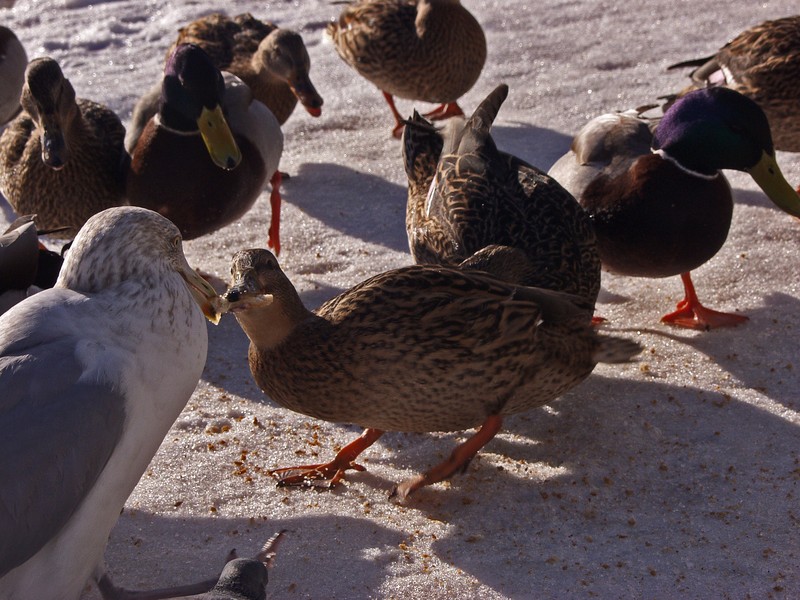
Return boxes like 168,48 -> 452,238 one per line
666,15 -> 800,152
327,0 -> 486,138
170,12 -> 323,125
0,26 -> 27,125
126,44 -> 285,252
0,57 -> 128,236
222,248 -> 640,500
403,83 -> 600,308
549,87 -> 800,330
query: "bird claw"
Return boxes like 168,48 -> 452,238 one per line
269,461 -> 367,489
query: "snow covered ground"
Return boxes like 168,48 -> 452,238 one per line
2,0 -> 799,597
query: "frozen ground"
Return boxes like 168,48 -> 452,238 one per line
2,0 -> 799,598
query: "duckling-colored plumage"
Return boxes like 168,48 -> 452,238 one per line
126,44 -> 284,249
404,84 -> 600,308
666,15 -> 800,152
0,26 -> 27,125
171,12 -> 323,125
0,58 -> 127,236
328,0 -> 486,137
549,87 -> 800,330
224,249 -> 639,499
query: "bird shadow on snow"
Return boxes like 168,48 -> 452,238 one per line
490,122 -> 574,172
102,511 -> 404,599
374,373 -> 800,597
284,162 -> 409,253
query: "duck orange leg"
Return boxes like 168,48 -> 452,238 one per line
660,272 -> 749,330
381,91 -> 407,139
269,428 -> 384,488
390,414 -> 503,500
423,102 -> 465,121
267,170 -> 282,255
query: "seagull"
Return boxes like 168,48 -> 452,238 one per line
0,206 -> 222,600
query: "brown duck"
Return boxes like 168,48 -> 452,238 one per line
170,12 -> 323,125
0,58 -> 127,236
403,83 -> 600,309
223,248 -> 640,499
327,0 -> 486,137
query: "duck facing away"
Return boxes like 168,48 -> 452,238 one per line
126,44 -> 284,251
170,12 -> 323,125
403,83 -> 600,309
327,0 -> 486,137
0,57 -> 128,236
0,26 -> 27,125
549,87 -> 800,330
666,15 -> 800,152
223,249 -> 640,499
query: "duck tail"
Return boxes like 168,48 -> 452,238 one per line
443,83 -> 509,155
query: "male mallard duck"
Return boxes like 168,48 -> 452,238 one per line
0,26 -> 27,125
549,87 -> 800,330
170,12 -> 323,125
126,44 -> 285,251
0,57 -> 127,236
403,84 -> 600,308
0,216 -> 64,315
666,15 -> 800,152
223,248 -> 640,499
327,0 -> 486,138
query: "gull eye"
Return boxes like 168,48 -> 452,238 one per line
172,235 -> 181,250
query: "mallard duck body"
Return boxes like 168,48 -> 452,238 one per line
126,45 -> 283,244
0,58 -> 127,236
171,13 -> 323,125
404,84 -> 600,309
667,16 -> 800,152
0,26 -> 27,125
549,87 -> 800,329
328,0 -> 486,136
225,249 -> 639,497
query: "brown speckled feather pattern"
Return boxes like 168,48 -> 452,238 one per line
405,85 -> 600,308
327,0 -> 486,103
0,98 -> 127,235
234,253 -> 635,434
172,13 -> 297,124
670,16 -> 800,151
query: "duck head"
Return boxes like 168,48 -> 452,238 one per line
21,58 -> 78,170
161,43 -> 242,170
257,29 -> 323,117
653,87 -> 800,218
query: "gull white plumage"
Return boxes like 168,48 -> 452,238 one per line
0,206 -> 221,600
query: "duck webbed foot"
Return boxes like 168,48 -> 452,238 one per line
390,414 -> 503,501
660,272 -> 749,330
269,428 -> 384,488
423,102 -> 464,121
267,171 -> 283,255
380,91 -> 407,139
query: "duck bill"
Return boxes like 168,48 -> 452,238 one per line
746,151 -> 800,219
197,105 -> 242,171
41,128 -> 67,169
179,265 -> 223,324
222,280 -> 274,313
290,77 -> 323,117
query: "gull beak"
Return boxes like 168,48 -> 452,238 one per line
180,265 -> 224,324
197,105 -> 242,171
746,151 -> 800,219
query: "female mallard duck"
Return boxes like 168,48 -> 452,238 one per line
0,26 -> 27,125
327,0 -> 486,138
549,87 -> 800,330
170,12 -> 323,125
0,57 -> 127,236
222,248 -> 639,499
666,15 -> 800,152
126,44 -> 285,251
403,84 -> 600,310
